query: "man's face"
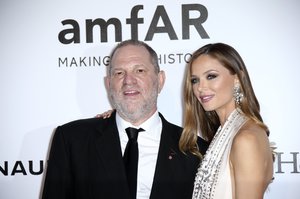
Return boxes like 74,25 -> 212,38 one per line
106,44 -> 165,125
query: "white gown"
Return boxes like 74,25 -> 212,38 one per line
192,108 -> 248,199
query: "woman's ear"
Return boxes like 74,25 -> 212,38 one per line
234,75 -> 240,85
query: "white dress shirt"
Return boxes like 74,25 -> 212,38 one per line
116,111 -> 162,199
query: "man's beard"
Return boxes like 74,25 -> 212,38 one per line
109,87 -> 159,124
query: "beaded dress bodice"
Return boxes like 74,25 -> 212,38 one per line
192,108 -> 248,199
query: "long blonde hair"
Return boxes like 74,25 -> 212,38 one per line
179,43 -> 269,158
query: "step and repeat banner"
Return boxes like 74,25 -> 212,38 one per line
1,0 -> 299,198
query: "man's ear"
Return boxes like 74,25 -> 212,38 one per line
104,76 -> 110,91
158,70 -> 166,93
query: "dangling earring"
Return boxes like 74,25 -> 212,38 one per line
233,83 -> 244,105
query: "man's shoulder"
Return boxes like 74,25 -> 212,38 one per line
55,116 -> 114,138
60,117 -> 106,128
159,112 -> 183,131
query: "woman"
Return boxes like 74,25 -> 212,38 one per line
179,43 -> 274,199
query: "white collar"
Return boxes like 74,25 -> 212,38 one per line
116,111 -> 161,140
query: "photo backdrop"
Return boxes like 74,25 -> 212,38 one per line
1,0 -> 300,198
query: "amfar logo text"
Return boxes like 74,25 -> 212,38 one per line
58,4 -> 210,44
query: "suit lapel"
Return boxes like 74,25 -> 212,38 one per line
150,113 -> 178,194
94,111 -> 127,180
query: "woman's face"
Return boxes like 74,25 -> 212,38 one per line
191,54 -> 237,118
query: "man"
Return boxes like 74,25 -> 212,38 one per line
42,39 -> 208,199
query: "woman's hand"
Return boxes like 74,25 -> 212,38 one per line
95,110 -> 114,119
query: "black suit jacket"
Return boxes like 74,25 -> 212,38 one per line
42,112 -> 208,199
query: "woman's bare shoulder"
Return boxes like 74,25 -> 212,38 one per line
234,120 -> 268,146
231,120 -> 273,173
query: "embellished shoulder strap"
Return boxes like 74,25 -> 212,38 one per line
192,109 -> 248,199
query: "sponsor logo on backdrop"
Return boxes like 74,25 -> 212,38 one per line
57,4 -> 209,68
58,53 -> 193,67
1,152 -> 299,176
275,152 -> 300,174
1,160 -> 44,176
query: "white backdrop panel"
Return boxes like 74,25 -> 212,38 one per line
1,0 -> 299,198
